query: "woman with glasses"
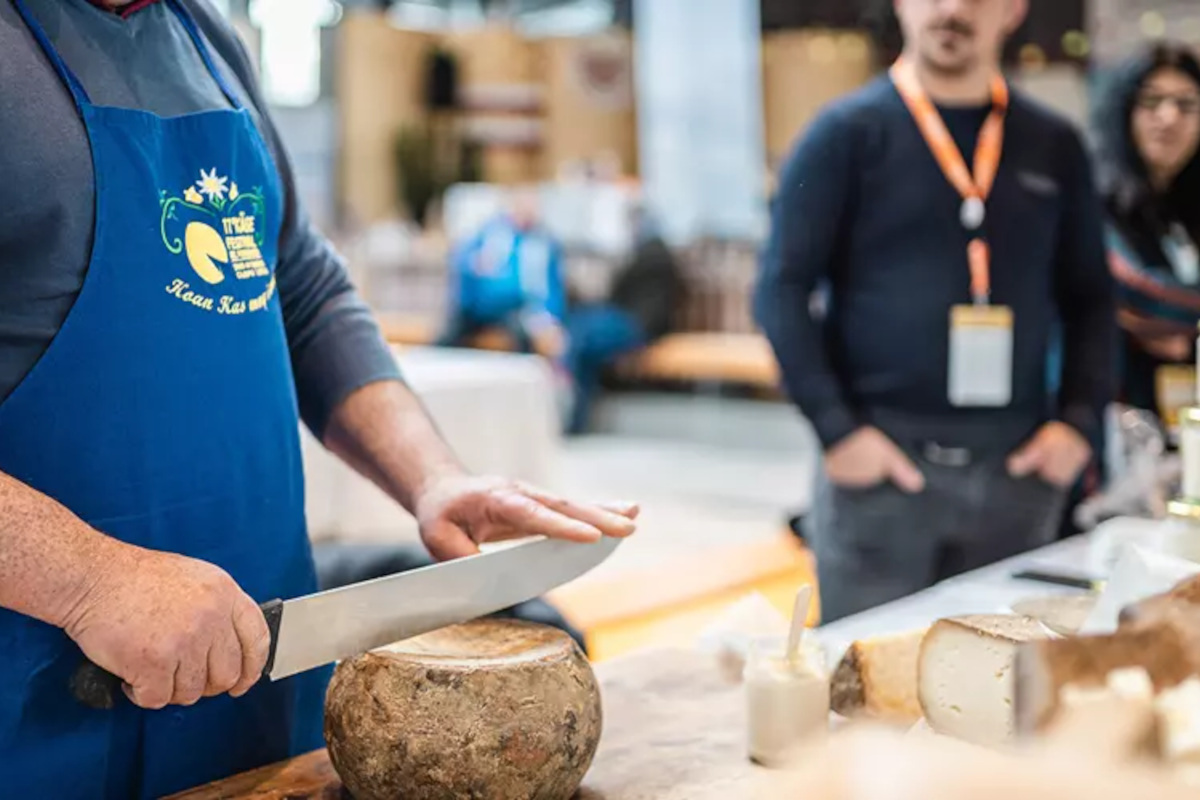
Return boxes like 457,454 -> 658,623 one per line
1096,43 -> 1200,422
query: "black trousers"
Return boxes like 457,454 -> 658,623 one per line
310,541 -> 588,654
807,412 -> 1066,624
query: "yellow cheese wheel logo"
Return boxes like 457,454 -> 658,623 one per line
160,169 -> 276,315
184,221 -> 229,285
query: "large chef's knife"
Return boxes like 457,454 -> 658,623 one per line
71,535 -> 621,709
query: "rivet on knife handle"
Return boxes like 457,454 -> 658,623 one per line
70,598 -> 284,709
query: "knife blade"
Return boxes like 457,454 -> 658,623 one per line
70,535 -> 620,709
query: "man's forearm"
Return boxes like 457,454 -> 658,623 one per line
321,379 -> 465,514
0,470 -> 117,628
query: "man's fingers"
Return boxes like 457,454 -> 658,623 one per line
517,484 -> 637,537
889,453 -> 926,494
125,663 -> 175,710
598,501 -> 640,521
172,645 -> 209,706
1007,442 -> 1043,478
424,520 -> 483,561
490,490 -> 603,544
206,629 -> 244,697
229,596 -> 270,698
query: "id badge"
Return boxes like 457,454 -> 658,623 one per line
948,305 -> 1013,407
1156,364 -> 1197,429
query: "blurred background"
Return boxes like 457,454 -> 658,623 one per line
213,0 -> 1200,660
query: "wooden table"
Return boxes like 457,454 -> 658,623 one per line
169,648 -> 808,799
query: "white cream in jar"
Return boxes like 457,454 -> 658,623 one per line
745,637 -> 829,767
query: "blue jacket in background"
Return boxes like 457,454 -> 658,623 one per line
450,216 -> 567,326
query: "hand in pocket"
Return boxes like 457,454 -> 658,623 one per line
824,427 -> 925,493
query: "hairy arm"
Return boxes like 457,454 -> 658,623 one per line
0,470 -> 114,627
320,379 -> 464,514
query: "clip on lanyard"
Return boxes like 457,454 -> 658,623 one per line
890,57 -> 1009,306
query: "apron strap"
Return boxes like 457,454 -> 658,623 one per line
10,0 -> 244,113
165,0 -> 245,111
10,0 -> 93,111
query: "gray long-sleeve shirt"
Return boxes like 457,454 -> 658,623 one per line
0,0 -> 402,437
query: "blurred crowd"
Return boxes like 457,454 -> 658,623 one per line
435,0 -> 1200,623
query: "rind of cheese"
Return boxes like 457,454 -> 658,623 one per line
831,628 -> 927,724
324,619 -> 601,800
1014,623 -> 1198,736
918,615 -> 1048,747
1059,666 -> 1155,708
1120,574 -> 1200,627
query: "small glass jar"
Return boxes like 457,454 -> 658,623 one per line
744,635 -> 829,768
1165,499 -> 1200,564
1180,407 -> 1200,501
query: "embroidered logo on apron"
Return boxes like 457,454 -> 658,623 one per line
159,168 -> 276,315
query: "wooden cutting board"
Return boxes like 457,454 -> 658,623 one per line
170,647 -> 809,799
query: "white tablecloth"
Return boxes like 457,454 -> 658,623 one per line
302,346 -> 560,542
818,535 -> 1096,664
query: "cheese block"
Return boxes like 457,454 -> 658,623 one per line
830,627 -> 927,724
1041,683 -> 1162,763
1014,622 -> 1200,735
1120,574 -> 1200,627
1157,677 -> 1200,764
918,615 -> 1048,747
1011,594 -> 1097,637
324,619 -> 602,800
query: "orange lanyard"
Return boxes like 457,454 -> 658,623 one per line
890,57 -> 1009,305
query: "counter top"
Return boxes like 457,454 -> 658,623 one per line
171,533 -> 1103,799
168,647 -> 808,800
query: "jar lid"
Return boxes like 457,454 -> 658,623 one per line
1168,499 -> 1200,520
1183,407 -> 1200,426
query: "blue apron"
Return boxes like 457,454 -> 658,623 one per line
0,1 -> 328,796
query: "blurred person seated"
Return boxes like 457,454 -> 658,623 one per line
1096,43 -> 1200,421
563,207 -> 684,435
437,186 -> 568,360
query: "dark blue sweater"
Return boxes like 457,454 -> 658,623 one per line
755,76 -> 1116,449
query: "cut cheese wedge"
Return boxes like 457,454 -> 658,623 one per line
919,614 -> 1048,747
831,628 -> 927,724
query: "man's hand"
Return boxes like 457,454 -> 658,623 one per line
531,325 -> 567,360
415,474 -> 639,560
1007,421 -> 1092,489
522,311 -> 567,360
824,426 -> 925,493
61,543 -> 269,710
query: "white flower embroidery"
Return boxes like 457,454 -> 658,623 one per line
195,168 -> 229,202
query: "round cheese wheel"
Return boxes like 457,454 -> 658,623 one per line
324,619 -> 602,800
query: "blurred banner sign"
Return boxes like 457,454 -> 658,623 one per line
633,0 -> 768,245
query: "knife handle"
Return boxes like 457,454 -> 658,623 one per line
70,598 -> 284,711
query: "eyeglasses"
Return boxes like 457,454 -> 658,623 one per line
1136,93 -> 1200,116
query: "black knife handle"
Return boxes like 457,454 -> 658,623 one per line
70,598 -> 283,711
260,597 -> 284,679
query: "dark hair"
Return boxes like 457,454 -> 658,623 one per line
1097,42 -> 1200,234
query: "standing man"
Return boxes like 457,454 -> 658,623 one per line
0,1 -> 636,797
755,0 -> 1115,623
